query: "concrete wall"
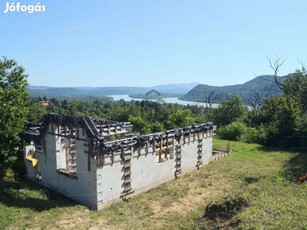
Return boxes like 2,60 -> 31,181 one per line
96,131 -> 214,209
96,153 -> 123,208
24,123 -> 216,210
24,124 -> 98,209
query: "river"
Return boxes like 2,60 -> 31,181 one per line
109,95 -> 219,108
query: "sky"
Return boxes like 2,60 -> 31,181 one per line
1,0 -> 307,87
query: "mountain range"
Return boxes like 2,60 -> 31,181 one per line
28,75 -> 288,103
180,75 -> 288,104
27,83 -> 199,100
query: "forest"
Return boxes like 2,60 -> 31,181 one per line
28,66 -> 307,149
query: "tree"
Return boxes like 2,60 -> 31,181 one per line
128,115 -> 151,135
201,87 -> 219,109
0,57 -> 29,175
213,96 -> 247,127
167,110 -> 196,129
248,83 -> 274,111
150,122 -> 164,133
26,98 -> 47,122
258,96 -> 302,147
267,57 -> 307,99
284,69 -> 307,111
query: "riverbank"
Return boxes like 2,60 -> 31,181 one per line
110,94 -> 219,108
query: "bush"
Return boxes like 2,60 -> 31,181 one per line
217,122 -> 247,141
243,126 -> 267,144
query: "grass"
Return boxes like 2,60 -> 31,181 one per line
0,140 -> 306,229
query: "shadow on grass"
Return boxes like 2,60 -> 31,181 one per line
258,145 -> 307,153
257,145 -> 307,182
204,196 -> 249,221
0,178 -> 77,211
282,152 -> 307,182
244,176 -> 261,184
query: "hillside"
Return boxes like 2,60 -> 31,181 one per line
27,83 -> 199,99
180,75 -> 288,104
1,140 -> 306,229
28,75 -> 292,104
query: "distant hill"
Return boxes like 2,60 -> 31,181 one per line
27,83 -> 199,100
28,76 -> 292,104
149,83 -> 199,94
180,75 -> 289,104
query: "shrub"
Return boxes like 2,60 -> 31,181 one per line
243,126 -> 267,144
217,122 -> 247,141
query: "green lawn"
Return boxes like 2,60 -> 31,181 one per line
0,140 -> 306,229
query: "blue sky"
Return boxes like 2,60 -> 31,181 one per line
1,0 -> 307,87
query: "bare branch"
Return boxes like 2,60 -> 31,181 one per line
248,81 -> 277,110
267,56 -> 287,92
263,83 -> 275,98
297,59 -> 306,72
267,57 -> 287,75
248,90 -> 262,110
202,88 -> 219,110
207,90 -> 220,108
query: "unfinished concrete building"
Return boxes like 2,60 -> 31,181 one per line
23,113 -> 222,210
